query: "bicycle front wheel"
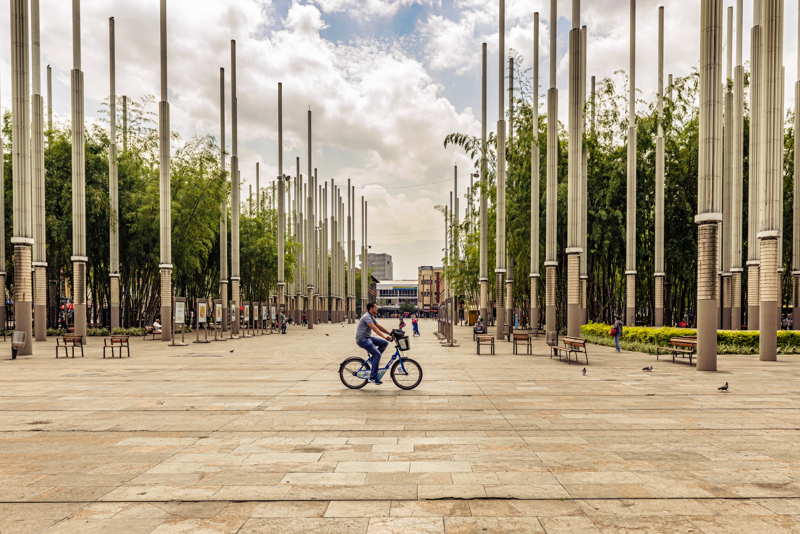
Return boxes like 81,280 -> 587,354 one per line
390,357 -> 423,390
339,357 -> 369,389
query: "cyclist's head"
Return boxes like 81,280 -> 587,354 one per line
367,302 -> 377,315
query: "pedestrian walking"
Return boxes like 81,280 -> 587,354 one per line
611,316 -> 623,353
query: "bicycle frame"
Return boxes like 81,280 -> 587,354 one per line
357,346 -> 409,380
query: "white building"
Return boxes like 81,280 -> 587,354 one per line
376,280 -> 418,312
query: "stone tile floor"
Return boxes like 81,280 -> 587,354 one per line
0,319 -> 799,533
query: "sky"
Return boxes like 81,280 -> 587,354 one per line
1,0 -> 799,279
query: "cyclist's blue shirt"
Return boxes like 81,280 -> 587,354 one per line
356,312 -> 376,342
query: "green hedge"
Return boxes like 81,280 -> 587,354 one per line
581,323 -> 800,354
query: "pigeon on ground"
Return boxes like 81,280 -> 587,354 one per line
718,381 -> 729,392
642,366 -> 654,372
229,348 -> 235,353
582,368 -> 587,376
325,333 -> 330,336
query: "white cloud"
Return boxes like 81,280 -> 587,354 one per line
312,0 -> 439,19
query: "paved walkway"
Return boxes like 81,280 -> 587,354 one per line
1,320 -> 799,533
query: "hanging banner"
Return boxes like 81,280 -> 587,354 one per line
174,298 -> 186,325
214,300 -> 223,323
198,301 -> 208,324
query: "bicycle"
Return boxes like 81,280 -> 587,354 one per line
339,330 -> 423,390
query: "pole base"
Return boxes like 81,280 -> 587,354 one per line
759,300 -> 777,361
696,298 -> 718,371
747,305 -> 760,330
654,307 -> 664,328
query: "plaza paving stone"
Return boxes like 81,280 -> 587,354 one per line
0,319 -> 798,532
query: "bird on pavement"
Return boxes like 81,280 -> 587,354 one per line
582,368 -> 587,376
718,382 -> 729,392
642,366 -> 653,372
229,348 -> 235,353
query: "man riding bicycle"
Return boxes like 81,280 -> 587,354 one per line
356,303 -> 393,385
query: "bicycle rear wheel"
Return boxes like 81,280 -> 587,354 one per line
390,357 -> 423,390
339,357 -> 369,389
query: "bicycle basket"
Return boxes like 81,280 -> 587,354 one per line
396,336 -> 410,351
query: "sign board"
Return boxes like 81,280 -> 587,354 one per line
174,298 -> 186,325
253,303 -> 260,322
262,302 -> 269,320
197,301 -> 208,324
214,299 -> 223,323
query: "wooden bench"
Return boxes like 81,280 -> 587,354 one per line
476,334 -> 495,355
548,333 -> 588,365
103,336 -> 130,359
143,325 -> 162,340
658,337 -> 697,365
512,332 -> 532,355
56,334 -> 84,359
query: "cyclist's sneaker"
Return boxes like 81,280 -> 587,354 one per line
370,377 -> 382,385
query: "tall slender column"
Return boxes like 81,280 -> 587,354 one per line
108,16 -> 120,330
494,0 -> 507,340
529,15 -> 540,330
46,64 -> 52,131
11,0 -> 34,353
545,0 -> 558,336
361,198 -> 368,314
298,158 -> 304,324
277,83 -> 286,314
307,111 -> 315,328
31,0 -> 46,340
158,0 -> 172,341
70,0 -> 87,342
625,0 -> 637,326
122,95 -> 128,153
505,59 -> 514,326
230,40 -> 240,337
256,164 -> 261,213
219,68 -> 228,331
347,180 -> 353,322
748,0 -> 763,329
654,6 -> 666,327
579,24 -> 588,326
323,181 -> 329,322
479,42 -> 489,323
696,0 -> 723,372
731,0 -> 745,329
720,7 -> 734,330
758,0 -> 783,361
0,59 -> 6,332
566,0 -> 582,337
350,185 -> 356,320
792,0 -> 800,330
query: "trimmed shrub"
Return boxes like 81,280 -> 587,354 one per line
580,323 -> 800,355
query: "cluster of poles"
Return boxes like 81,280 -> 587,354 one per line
6,0 -> 373,356
445,0 -> 797,371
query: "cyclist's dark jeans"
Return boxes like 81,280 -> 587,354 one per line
357,337 -> 389,380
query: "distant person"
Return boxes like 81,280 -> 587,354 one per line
412,316 -> 420,337
473,317 -> 486,335
153,318 -> 162,331
399,317 -> 406,330
611,316 -> 623,353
